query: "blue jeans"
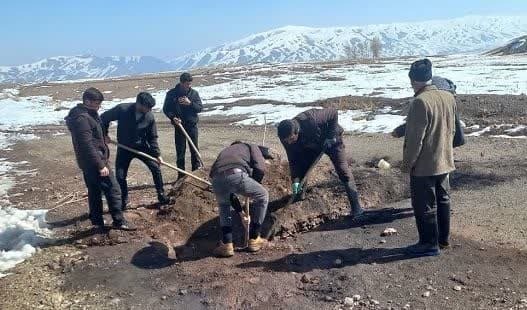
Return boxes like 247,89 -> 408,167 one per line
212,172 -> 269,227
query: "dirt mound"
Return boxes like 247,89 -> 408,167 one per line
127,156 -> 410,254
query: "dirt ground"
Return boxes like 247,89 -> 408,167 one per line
1,112 -> 527,309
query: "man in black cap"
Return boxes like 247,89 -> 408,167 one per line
402,59 -> 457,256
277,108 -> 365,219
163,73 -> 203,177
101,92 -> 169,208
209,141 -> 274,257
65,87 -> 135,231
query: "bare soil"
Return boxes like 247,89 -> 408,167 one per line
0,116 -> 527,309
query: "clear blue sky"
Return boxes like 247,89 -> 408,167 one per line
2,0 -> 527,65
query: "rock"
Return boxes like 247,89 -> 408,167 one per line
453,285 -> 462,291
334,258 -> 343,266
46,262 -> 61,271
381,228 -> 398,236
379,239 -> 387,244
353,295 -> 361,301
161,295 -> 167,300
403,304 -> 411,310
520,298 -> 527,304
323,296 -> 334,302
371,299 -> 380,305
179,289 -> 188,296
422,291 -> 431,298
301,274 -> 312,284
343,297 -> 354,306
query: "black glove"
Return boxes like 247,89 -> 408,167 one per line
229,193 -> 243,213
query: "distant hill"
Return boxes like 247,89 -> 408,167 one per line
485,35 -> 527,55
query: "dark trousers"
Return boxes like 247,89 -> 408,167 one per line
297,138 -> 356,185
82,168 -> 124,226
410,174 -> 451,245
175,123 -> 201,172
115,148 -> 165,204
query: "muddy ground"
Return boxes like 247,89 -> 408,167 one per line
1,114 -> 527,309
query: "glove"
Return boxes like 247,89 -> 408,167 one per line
292,182 -> 302,195
323,137 -> 337,150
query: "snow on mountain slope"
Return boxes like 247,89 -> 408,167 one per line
0,55 -> 174,84
171,15 -> 527,70
486,35 -> 527,55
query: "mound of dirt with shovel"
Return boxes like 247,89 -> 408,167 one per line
125,155 -> 411,259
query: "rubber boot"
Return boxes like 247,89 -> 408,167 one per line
437,203 -> 451,249
406,212 -> 440,256
344,181 -> 364,219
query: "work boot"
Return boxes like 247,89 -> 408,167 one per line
406,212 -> 439,256
158,193 -> 170,205
213,242 -> 234,257
248,237 -> 267,253
122,200 -> 131,211
439,242 -> 451,250
112,220 -> 137,231
344,181 -> 365,219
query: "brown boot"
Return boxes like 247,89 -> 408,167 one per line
213,242 -> 234,257
248,237 -> 267,253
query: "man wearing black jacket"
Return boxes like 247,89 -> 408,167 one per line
101,92 -> 169,208
65,88 -> 134,231
163,73 -> 203,177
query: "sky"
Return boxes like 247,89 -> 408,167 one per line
2,0 -> 527,66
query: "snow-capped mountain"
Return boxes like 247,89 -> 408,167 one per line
171,16 -> 527,70
486,35 -> 527,55
0,55 -> 174,84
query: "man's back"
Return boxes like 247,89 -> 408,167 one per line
404,85 -> 456,176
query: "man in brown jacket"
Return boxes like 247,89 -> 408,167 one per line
65,88 -> 135,231
209,141 -> 273,257
402,59 -> 456,256
277,108 -> 365,219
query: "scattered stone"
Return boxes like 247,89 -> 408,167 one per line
520,298 -> 527,304
422,291 -> 431,298
343,297 -> 354,306
453,286 -> 462,291
371,299 -> 380,305
353,295 -> 361,301
161,295 -> 167,300
334,258 -> 343,266
301,274 -> 312,283
403,303 -> 411,309
379,239 -> 387,244
381,228 -> 398,237
179,289 -> 188,296
323,296 -> 334,302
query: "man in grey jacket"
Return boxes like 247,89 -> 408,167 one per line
402,59 -> 457,256
209,141 -> 273,257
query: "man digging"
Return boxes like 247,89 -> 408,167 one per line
277,108 -> 365,220
402,59 -> 456,256
101,92 -> 170,209
65,87 -> 135,231
209,141 -> 274,257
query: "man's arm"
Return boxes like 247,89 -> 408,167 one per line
402,99 -> 428,173
162,90 -> 178,120
100,104 -> 122,136
453,102 -> 465,148
72,116 -> 106,170
189,90 -> 203,113
281,142 -> 301,181
249,143 -> 266,183
147,117 -> 161,157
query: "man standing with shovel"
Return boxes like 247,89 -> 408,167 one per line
209,141 -> 273,257
163,72 -> 203,178
277,108 -> 365,220
101,92 -> 170,209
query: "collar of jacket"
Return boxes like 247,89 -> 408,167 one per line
413,85 -> 438,97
